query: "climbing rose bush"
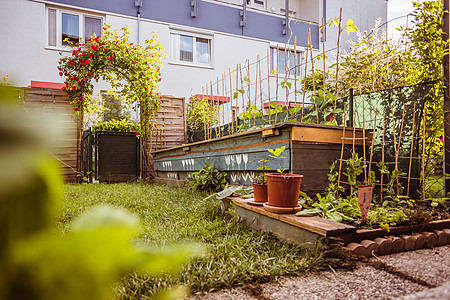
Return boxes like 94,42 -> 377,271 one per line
58,24 -> 165,119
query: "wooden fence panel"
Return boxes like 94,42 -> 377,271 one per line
150,96 -> 186,151
23,88 -> 79,182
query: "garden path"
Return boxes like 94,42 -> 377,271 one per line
189,245 -> 450,300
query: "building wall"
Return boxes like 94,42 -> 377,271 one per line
0,0 -> 386,117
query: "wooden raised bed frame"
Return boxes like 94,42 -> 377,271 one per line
152,122 -> 371,194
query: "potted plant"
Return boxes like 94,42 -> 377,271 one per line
265,146 -> 303,212
251,159 -> 269,204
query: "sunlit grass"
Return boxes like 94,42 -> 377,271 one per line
61,183 -> 323,298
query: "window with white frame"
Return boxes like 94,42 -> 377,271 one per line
270,48 -> 302,76
247,0 -> 265,9
47,7 -> 103,48
171,31 -> 213,66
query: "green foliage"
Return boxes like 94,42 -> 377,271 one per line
403,0 -> 447,178
268,146 -> 287,173
254,158 -> 270,184
186,96 -> 219,132
58,24 -> 166,142
376,161 -> 411,207
186,162 -> 228,192
297,156 -> 408,229
0,97 -> 202,300
92,118 -> 139,133
61,183 -> 323,297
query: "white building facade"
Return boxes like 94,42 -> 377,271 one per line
0,0 -> 386,116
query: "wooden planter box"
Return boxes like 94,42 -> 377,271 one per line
152,122 -> 371,194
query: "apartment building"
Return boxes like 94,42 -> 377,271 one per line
0,0 -> 386,114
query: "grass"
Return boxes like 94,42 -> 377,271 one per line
60,183 -> 324,298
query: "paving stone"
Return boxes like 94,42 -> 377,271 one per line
346,242 -> 367,257
387,236 -> 405,253
413,234 -> 427,250
443,228 -> 450,244
422,232 -> 438,248
374,237 -> 393,255
434,230 -> 448,246
401,235 -> 416,251
361,239 -> 379,257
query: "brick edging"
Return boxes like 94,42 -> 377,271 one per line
345,229 -> 450,257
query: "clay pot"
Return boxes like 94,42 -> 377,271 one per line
266,173 -> 303,208
252,183 -> 268,203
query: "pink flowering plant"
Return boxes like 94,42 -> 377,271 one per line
58,24 -> 165,129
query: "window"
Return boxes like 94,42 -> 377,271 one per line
271,48 -> 302,76
171,31 -> 213,66
247,0 -> 265,9
47,7 -> 103,48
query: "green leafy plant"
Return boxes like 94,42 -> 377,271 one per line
253,158 -> 269,184
186,161 -> 228,192
92,118 -> 139,133
186,96 -> 219,133
377,161 -> 411,207
268,146 -> 287,173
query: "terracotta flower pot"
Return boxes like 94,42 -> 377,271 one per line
252,183 -> 268,203
266,173 -> 303,208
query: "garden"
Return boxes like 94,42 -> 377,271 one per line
1,1 -> 449,300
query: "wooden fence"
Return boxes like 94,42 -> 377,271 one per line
22,87 -> 79,182
149,95 -> 186,151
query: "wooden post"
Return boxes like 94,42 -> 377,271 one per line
407,102 -> 416,197
444,0 -> 450,195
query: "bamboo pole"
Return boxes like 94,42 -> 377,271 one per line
210,81 -> 215,139
202,86 -> 206,141
362,97 -> 367,183
294,36 -> 298,119
285,47 -> 289,111
322,17 -> 327,121
222,73 -> 226,134
216,76 -> 220,135
337,106 -> 346,189
267,49 -> 272,125
301,35 -> 309,122
255,56 -> 259,127
229,68 -> 234,133
333,8 -> 343,113
396,104 -> 406,194
381,108 -> 386,203
276,46 -> 279,122
308,28 -> 318,124
239,64 -> 245,127
407,102 -> 417,197
422,107 -> 426,200
368,110 -> 377,181
259,55 -> 263,125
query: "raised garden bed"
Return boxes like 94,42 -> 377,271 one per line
152,122 -> 371,194
222,197 -> 450,256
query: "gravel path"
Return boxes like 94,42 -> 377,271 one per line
188,245 -> 450,300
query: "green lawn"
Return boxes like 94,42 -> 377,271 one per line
60,183 -> 323,298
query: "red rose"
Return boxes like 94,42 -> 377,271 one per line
89,53 -> 93,58
59,72 -> 63,76
85,59 -> 90,65
104,49 -> 109,53
126,49 -> 129,54
133,61 -> 135,64
158,78 -> 161,82
107,56 -> 112,60
82,78 -> 85,82
71,86 -> 75,90
77,82 -> 82,86
87,72 -> 92,76
146,77 -> 149,80
72,62 -> 75,66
